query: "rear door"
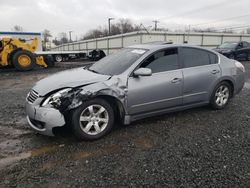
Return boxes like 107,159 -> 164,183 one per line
180,47 -> 221,105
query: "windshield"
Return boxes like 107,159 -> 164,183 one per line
88,48 -> 147,75
218,42 -> 238,49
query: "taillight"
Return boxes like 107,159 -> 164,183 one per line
235,61 -> 245,72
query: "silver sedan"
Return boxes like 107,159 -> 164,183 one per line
25,44 -> 245,140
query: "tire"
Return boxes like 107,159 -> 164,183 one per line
44,55 -> 55,67
71,98 -> 115,141
12,50 -> 36,71
210,81 -> 232,110
54,55 -> 63,62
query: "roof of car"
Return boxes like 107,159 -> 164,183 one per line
223,41 -> 248,43
128,43 -> 210,51
128,43 -> 222,57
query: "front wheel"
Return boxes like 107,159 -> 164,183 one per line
71,98 -> 114,141
210,82 -> 232,110
12,50 -> 36,71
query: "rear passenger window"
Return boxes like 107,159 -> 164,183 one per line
140,48 -> 179,73
209,53 -> 218,64
181,48 -> 213,68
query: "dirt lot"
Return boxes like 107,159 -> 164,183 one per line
0,61 -> 249,187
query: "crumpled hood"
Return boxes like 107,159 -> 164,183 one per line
33,67 -> 111,96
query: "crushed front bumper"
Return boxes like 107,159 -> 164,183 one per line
25,100 -> 65,136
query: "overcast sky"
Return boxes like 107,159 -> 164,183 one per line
1,0 -> 250,39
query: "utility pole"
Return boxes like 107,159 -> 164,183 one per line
108,18 -> 115,36
187,25 -> 191,43
152,20 -> 159,31
69,31 -> 73,42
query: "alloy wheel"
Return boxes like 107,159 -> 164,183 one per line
79,104 -> 109,135
215,85 -> 230,107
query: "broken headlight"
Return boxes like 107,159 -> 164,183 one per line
41,88 -> 72,108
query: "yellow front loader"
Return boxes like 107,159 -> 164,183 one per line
0,37 -> 54,71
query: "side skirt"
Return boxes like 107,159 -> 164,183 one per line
124,102 -> 209,125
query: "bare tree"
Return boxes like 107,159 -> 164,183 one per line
82,19 -> 140,40
84,28 -> 104,39
246,28 -> 250,34
58,32 -> 69,44
42,29 -> 52,50
222,29 -> 233,34
42,29 -> 52,43
117,19 -> 134,33
52,38 -> 61,46
110,24 -> 121,35
12,25 -> 23,32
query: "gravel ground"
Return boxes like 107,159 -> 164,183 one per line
0,61 -> 249,188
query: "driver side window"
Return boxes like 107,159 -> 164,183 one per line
140,48 -> 179,73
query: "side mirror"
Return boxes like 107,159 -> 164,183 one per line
133,68 -> 152,77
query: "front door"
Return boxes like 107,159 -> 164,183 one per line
127,48 -> 183,115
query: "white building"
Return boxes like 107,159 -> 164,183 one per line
0,31 -> 43,51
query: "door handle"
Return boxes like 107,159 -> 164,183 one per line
211,70 -> 220,74
171,78 -> 182,83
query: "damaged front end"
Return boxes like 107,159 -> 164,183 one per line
41,88 -> 84,113
42,76 -> 128,114
25,88 -> 84,136
26,76 -> 129,136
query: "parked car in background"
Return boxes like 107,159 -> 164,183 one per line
25,44 -> 245,140
214,41 -> 250,61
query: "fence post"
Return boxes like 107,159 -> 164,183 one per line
86,42 -> 88,54
107,38 -> 109,55
201,33 -> 204,46
121,34 -> 124,48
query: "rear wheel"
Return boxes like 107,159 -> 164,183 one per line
12,50 -> 36,71
210,82 -> 232,110
71,98 -> 114,141
44,55 -> 55,67
55,55 -> 63,62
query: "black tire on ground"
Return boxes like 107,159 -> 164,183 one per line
71,98 -> 115,141
54,55 -> 63,62
98,50 -> 106,60
210,81 -> 232,110
44,55 -> 55,67
12,50 -> 36,71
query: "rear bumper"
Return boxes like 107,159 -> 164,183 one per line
234,73 -> 245,95
25,101 -> 65,136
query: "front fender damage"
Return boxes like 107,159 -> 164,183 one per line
58,77 -> 128,114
